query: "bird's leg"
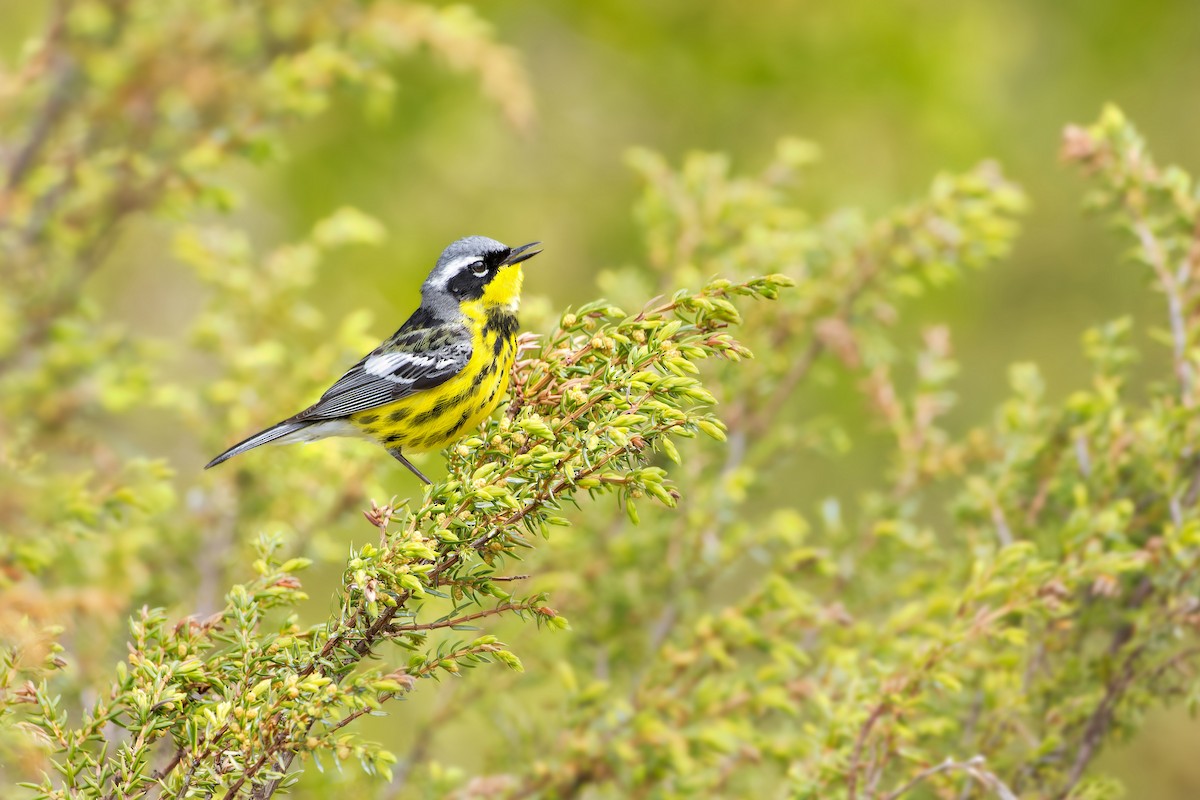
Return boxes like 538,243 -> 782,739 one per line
388,447 -> 432,485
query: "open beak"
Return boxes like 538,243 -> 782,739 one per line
502,241 -> 542,266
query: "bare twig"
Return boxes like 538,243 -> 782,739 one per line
1133,220 -> 1194,405
3,15 -> 74,193
1060,645 -> 1142,794
751,246 -> 882,436
846,702 -> 890,800
1073,433 -> 1092,478
385,601 -> 539,634
883,755 -> 1018,800
991,504 -> 1014,547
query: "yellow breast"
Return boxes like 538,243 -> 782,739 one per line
348,304 -> 517,453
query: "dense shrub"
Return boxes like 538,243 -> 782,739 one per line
2,2 -> 1198,798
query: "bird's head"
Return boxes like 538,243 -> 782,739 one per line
422,236 -> 541,317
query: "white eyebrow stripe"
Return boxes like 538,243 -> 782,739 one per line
444,255 -> 480,273
427,254 -> 483,289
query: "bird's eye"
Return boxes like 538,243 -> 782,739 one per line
470,261 -> 489,278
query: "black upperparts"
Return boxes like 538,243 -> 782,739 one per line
396,305 -> 443,334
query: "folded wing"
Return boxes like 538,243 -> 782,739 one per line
297,325 -> 472,420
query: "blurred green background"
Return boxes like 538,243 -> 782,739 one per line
4,0 -> 1199,794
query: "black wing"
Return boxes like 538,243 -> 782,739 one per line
296,323 -> 472,420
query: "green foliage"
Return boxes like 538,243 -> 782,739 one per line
2,3 -> 1200,800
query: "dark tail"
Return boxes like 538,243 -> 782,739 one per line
204,419 -> 311,469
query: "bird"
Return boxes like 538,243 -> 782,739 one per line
205,235 -> 542,484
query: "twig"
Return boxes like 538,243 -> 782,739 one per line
991,504 -> 1014,547
251,642 -> 497,799
1061,645 -> 1142,794
1133,220 -> 1194,404
751,334 -> 824,436
751,247 -> 881,435
882,755 -> 1018,800
1073,433 -> 1092,478
151,747 -> 185,785
385,601 -> 536,634
3,30 -> 74,192
846,702 -> 889,800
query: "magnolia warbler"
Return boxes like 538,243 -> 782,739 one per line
205,236 -> 541,484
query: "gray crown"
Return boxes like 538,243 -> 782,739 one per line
420,235 -> 511,316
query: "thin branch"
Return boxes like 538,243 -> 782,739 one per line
3,20 -> 74,192
883,756 -> 1018,800
846,702 -> 890,800
150,747 -> 185,785
385,601 -> 537,634
1133,219 -> 1194,404
1060,644 -> 1144,793
991,504 -> 1014,548
252,643 -> 497,799
751,247 -> 882,436
317,637 -> 485,742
